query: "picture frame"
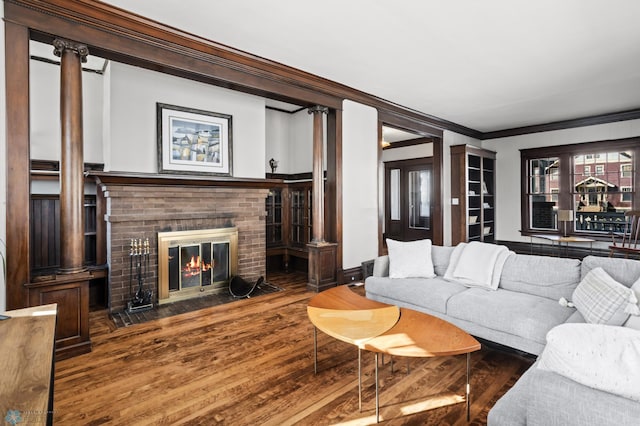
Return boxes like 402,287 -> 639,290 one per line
157,103 -> 232,176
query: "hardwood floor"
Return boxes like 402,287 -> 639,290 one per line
54,273 -> 533,425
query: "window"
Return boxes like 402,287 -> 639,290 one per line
521,139 -> 638,236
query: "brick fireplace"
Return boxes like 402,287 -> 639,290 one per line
96,174 -> 269,312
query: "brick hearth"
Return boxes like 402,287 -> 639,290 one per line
100,182 -> 269,312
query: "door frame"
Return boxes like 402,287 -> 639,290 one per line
377,119 -> 443,255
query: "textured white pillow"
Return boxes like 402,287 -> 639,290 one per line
624,278 -> 640,330
538,323 -> 640,402
572,267 -> 633,325
386,238 -> 435,279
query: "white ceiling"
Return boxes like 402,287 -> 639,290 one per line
102,0 -> 640,133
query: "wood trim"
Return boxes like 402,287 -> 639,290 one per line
377,122 -> 385,256
378,110 -> 448,138
5,21 -> 31,310
432,138 -> 444,246
326,109 -> 343,275
482,108 -> 640,140
90,171 -> 281,189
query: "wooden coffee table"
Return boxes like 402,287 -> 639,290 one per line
308,286 -> 480,423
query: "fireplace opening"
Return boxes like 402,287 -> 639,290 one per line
158,228 -> 238,304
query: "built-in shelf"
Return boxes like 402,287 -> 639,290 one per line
451,144 -> 497,245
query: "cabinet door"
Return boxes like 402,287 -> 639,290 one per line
265,189 -> 283,247
290,185 -> 312,247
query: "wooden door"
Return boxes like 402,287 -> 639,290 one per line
384,158 -> 433,242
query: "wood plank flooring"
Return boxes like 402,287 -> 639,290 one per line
54,273 -> 534,425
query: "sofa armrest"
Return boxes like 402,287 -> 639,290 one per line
372,255 -> 389,277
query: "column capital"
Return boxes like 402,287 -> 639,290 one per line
307,105 -> 329,115
53,38 -> 89,63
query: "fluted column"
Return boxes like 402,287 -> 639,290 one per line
54,39 -> 89,274
308,106 -> 329,243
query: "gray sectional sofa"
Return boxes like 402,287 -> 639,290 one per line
364,245 -> 640,425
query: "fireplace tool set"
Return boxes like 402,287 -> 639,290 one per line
127,238 -> 154,313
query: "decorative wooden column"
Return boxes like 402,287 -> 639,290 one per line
55,38 -> 89,274
307,106 -> 337,292
25,39 -> 92,360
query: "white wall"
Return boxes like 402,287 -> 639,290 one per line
264,108 -> 315,175
107,62 -> 266,177
442,131 -> 483,246
483,119 -> 640,246
342,100 -> 379,270
0,4 -> 7,312
381,143 -> 433,163
30,59 -> 104,164
265,109 -> 291,173
288,109 -> 316,174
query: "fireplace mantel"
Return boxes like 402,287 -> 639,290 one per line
91,171 -> 281,188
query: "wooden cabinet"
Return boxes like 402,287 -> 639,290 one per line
266,182 -> 313,271
289,183 -> 312,248
451,145 -> 496,245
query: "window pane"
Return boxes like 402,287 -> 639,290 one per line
574,149 -> 633,233
390,169 -> 400,221
408,169 -> 431,230
528,157 -> 559,230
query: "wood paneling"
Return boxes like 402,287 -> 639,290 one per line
27,278 -> 91,360
4,20 -> 31,309
53,273 -> 534,425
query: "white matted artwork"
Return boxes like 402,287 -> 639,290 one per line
157,103 -> 232,176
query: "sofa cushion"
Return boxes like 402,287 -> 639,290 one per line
386,238 -> 436,279
365,276 -> 466,314
581,255 -> 640,288
538,323 -> 640,403
624,278 -> 640,330
524,362 -> 640,426
572,267 -> 633,326
431,245 -> 455,276
499,254 -> 581,301
446,288 -> 575,345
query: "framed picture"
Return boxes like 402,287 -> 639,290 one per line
157,103 -> 232,176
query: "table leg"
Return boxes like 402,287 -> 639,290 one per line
358,348 -> 362,411
375,352 -> 379,423
313,327 -> 317,374
466,352 -> 471,421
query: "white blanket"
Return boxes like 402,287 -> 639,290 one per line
444,241 -> 513,290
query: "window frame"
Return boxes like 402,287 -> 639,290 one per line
520,137 -> 639,239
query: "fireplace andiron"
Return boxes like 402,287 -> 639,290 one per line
127,237 -> 154,313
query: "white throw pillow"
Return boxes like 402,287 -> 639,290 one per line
572,267 -> 634,326
624,277 -> 640,330
386,238 -> 435,279
538,323 -> 640,402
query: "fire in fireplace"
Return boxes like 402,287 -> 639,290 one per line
158,228 -> 238,304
